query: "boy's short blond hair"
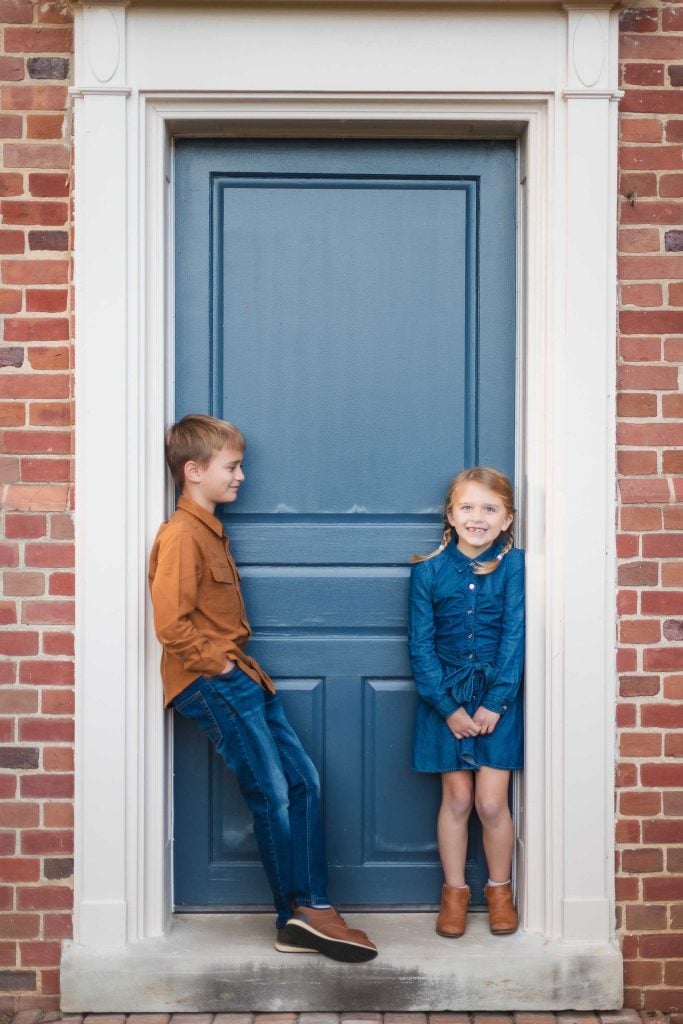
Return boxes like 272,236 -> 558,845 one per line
165,413 -> 246,490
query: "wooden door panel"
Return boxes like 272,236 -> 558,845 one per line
173,139 -> 516,909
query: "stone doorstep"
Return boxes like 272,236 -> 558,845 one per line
1,1015 -> 654,1024
60,914 -> 623,1014
5,1016 -> 650,1024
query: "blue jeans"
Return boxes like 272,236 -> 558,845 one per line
173,667 -> 329,928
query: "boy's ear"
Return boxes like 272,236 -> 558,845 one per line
183,460 -> 202,484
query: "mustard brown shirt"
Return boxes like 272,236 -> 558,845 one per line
149,495 -> 274,706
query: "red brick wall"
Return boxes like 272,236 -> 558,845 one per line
0,0 -> 681,1012
617,1 -> 683,1013
0,0 -> 73,1011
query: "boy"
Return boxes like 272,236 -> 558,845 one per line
149,413 -> 377,964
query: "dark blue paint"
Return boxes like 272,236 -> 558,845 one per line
173,139 -> 516,909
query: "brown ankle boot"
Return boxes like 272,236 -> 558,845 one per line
436,883 -> 470,937
484,881 -> 518,934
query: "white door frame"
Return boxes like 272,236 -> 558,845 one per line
68,0 -> 622,1005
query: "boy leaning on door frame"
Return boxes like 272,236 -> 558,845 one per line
149,412 -> 378,963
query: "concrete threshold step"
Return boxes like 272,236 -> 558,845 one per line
61,914 -> 622,1013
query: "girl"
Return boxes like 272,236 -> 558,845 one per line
408,467 -> 524,938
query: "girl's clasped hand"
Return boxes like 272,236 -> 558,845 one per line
446,705 -> 501,739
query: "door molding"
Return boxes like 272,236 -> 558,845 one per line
68,0 -> 621,1007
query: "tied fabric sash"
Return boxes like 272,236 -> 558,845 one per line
444,659 -> 497,706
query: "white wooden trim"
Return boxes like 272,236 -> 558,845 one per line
73,86 -> 130,951
83,0 -> 621,8
69,0 -> 621,1005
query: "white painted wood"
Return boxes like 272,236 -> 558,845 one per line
85,0 -> 620,7
72,82 -> 130,949
128,7 -> 560,94
86,8 -> 120,84
68,0 -> 622,1004
572,12 -> 607,88
140,95 -> 176,939
561,3 -> 620,944
79,3 -> 126,88
515,104 -> 554,940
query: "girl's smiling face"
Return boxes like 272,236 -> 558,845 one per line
447,480 -> 513,559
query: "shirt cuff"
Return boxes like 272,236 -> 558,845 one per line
433,692 -> 461,719
481,688 -> 513,715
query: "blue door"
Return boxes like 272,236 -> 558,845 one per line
173,139 -> 516,909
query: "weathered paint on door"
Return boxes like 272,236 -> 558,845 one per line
173,139 -> 517,909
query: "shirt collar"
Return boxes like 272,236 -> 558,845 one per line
177,494 -> 224,538
445,535 -> 501,572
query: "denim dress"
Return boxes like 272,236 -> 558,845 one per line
408,538 -> 525,773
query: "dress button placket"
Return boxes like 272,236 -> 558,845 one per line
467,581 -> 476,656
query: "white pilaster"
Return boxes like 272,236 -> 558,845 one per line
560,3 -> 620,943
73,1 -> 132,949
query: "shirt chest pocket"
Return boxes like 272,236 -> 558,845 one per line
206,564 -> 239,613
211,564 -> 233,584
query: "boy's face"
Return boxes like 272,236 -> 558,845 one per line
184,445 -> 245,512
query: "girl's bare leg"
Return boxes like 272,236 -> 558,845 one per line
474,766 -> 513,881
438,770 -> 474,886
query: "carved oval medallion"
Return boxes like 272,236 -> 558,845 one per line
573,13 -> 605,88
87,8 -> 121,84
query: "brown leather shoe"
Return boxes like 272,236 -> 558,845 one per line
274,927 -> 319,953
281,906 -> 378,963
436,883 -> 470,937
484,881 -> 519,934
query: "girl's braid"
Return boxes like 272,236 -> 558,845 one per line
473,529 -> 514,575
410,523 -> 452,564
